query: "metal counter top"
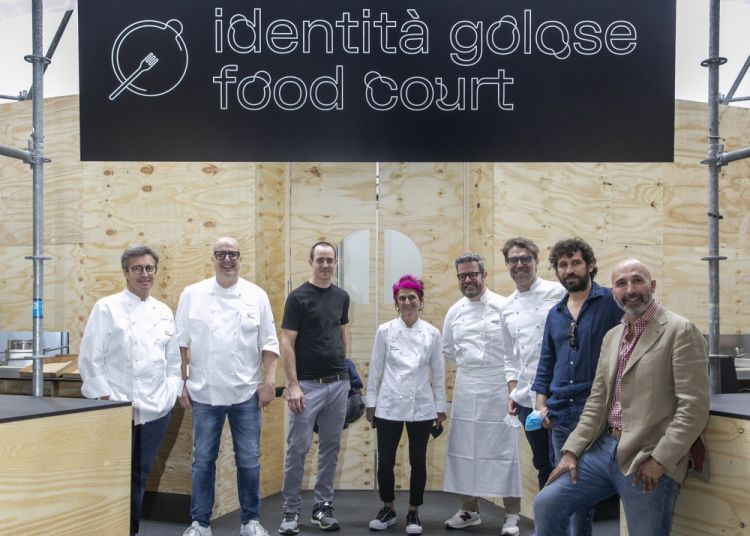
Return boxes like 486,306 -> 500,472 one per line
0,394 -> 130,424
710,393 -> 750,421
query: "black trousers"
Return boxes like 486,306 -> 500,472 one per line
517,404 -> 553,490
374,417 -> 433,507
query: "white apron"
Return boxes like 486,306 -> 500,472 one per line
443,367 -> 522,497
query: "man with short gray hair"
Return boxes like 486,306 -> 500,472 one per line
79,245 -> 183,536
442,253 -> 522,536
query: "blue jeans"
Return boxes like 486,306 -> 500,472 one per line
191,395 -> 261,526
534,433 -> 679,536
131,410 -> 172,535
549,407 -> 594,536
517,405 -> 553,490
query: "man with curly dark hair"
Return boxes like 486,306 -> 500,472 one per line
531,237 -> 622,536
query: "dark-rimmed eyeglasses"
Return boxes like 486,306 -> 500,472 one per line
457,271 -> 482,282
507,255 -> 534,266
129,264 -> 157,275
568,321 -> 578,350
213,250 -> 240,261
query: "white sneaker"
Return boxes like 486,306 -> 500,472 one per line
182,520 -> 213,536
444,510 -> 481,529
242,519 -> 271,536
501,513 -> 520,536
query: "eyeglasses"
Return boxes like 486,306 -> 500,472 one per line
507,255 -> 534,266
568,321 -> 578,350
457,271 -> 482,282
213,250 -> 240,260
129,264 -> 157,275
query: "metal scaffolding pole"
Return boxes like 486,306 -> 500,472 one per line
703,0 -> 725,395
27,0 -> 51,397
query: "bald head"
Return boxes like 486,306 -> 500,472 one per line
214,236 -> 240,251
611,259 -> 656,318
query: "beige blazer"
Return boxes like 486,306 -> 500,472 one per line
562,304 -> 709,483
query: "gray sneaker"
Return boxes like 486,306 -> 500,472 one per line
311,502 -> 340,531
278,512 -> 300,535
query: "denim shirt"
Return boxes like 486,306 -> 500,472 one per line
531,282 -> 623,426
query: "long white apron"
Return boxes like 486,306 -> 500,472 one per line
443,367 -> 522,497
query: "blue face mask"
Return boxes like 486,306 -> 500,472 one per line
525,410 -> 543,431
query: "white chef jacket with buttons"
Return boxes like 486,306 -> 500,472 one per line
501,277 -> 566,409
442,289 -> 522,498
175,277 -> 280,406
366,317 -> 447,422
79,289 -> 183,425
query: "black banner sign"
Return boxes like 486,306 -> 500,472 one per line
78,0 -> 676,162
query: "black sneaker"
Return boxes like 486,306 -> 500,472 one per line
405,511 -> 422,535
368,506 -> 397,530
311,502 -> 340,532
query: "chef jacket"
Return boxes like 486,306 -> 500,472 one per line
501,277 -> 566,409
366,317 -> 447,421
79,289 -> 182,425
175,277 -> 279,406
442,289 -> 508,371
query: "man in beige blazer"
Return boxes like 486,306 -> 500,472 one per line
533,259 -> 709,536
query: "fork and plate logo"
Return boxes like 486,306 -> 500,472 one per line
109,18 -> 189,101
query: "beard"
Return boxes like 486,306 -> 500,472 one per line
461,282 -> 483,299
561,273 -> 590,292
616,291 -> 652,317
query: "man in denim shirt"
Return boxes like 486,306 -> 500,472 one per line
531,237 -> 622,536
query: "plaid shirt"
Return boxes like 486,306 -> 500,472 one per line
607,300 -> 660,430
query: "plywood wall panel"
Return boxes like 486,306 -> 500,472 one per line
256,162 -> 291,498
0,405 -> 131,536
467,163 -> 496,259
288,162 -> 377,491
80,161 -> 255,245
494,163 -> 609,241
720,172 -> 750,249
598,163 -> 664,246
378,162 -> 466,492
379,162 -> 465,327
673,100 -> 709,163
663,164 -> 708,248
0,243 -> 86,347
672,413 -> 750,536
0,97 -> 82,246
661,245 -> 709,331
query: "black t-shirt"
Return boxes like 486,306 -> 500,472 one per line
282,281 -> 350,380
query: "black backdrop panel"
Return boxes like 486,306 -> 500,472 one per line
78,0 -> 676,162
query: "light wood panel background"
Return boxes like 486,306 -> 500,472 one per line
1,96 -> 749,524
621,411 -> 750,536
671,413 -> 750,536
0,405 -> 131,535
287,162 -> 377,491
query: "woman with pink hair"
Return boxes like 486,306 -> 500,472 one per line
365,274 -> 448,535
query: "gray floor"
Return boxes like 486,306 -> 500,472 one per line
140,490 -> 619,535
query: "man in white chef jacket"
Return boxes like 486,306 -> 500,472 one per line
79,245 -> 183,536
501,237 -> 565,490
442,253 -> 522,536
176,237 -> 279,536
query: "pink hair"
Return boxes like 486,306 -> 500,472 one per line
392,274 -> 424,303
